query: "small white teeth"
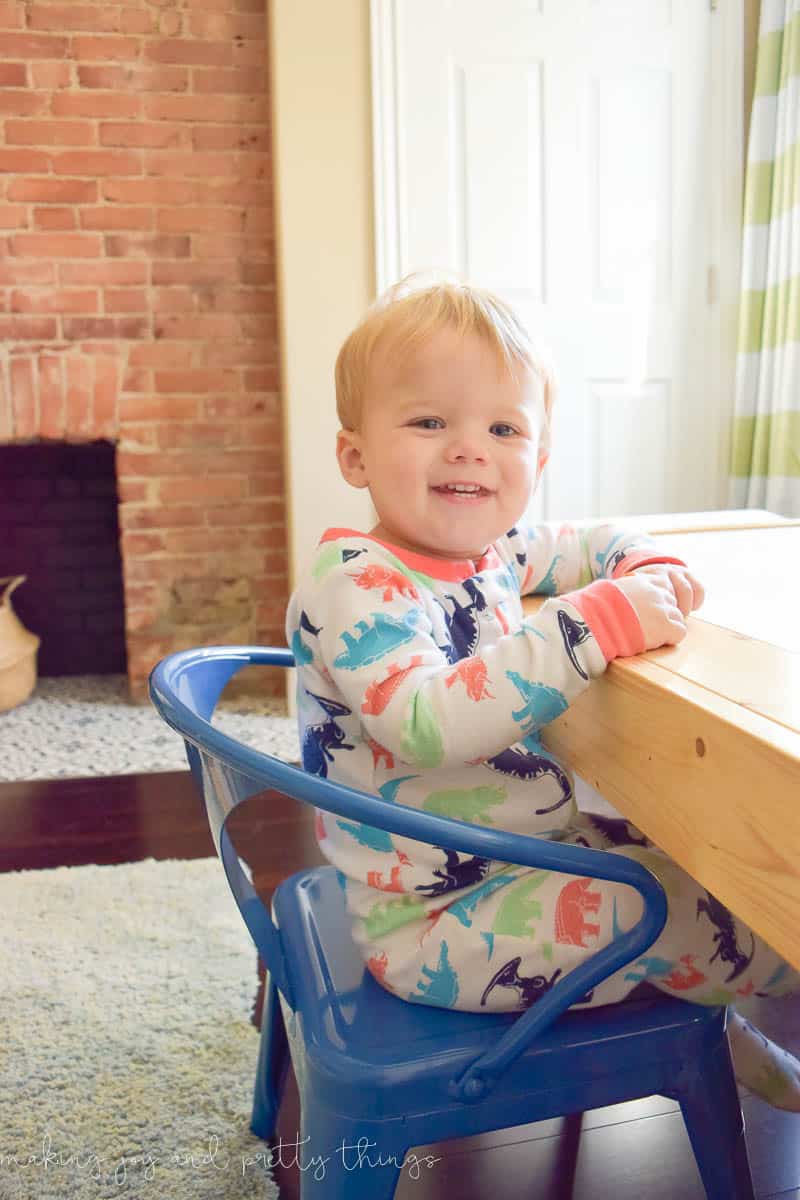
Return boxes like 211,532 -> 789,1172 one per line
445,484 -> 481,493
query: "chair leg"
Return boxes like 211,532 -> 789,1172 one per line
677,1037 -> 756,1200
298,1107 -> 406,1200
250,974 -> 289,1140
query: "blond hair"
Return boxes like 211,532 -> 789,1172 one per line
335,278 -> 555,432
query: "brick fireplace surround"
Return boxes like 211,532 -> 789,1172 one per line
0,0 -> 288,698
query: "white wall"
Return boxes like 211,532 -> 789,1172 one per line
269,0 -> 376,590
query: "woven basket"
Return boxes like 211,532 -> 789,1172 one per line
0,576 -> 40,713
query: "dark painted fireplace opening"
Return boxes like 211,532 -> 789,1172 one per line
0,441 -> 127,677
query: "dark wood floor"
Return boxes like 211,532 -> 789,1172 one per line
3,769 -> 799,1199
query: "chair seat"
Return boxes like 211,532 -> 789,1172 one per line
274,866 -> 727,1132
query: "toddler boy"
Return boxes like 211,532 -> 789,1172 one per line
286,281 -> 800,1109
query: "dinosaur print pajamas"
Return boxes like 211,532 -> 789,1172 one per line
286,523 -> 796,1014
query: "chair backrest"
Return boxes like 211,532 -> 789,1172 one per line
150,644 -> 669,1100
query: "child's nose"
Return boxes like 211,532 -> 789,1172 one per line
444,433 -> 489,464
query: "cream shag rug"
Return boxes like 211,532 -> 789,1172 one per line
0,675 -> 300,782
0,858 -> 281,1199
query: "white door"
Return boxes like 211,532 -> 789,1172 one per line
373,0 -> 739,521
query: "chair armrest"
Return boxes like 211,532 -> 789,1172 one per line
198,736 -> 667,1098
151,645 -> 294,724
448,856 -> 666,1101
295,771 -> 668,1101
150,645 -> 669,1095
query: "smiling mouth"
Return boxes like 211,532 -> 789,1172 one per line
432,483 -> 492,499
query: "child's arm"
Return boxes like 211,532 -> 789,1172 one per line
299,551 -> 672,772
513,521 -> 684,594
513,521 -> 704,615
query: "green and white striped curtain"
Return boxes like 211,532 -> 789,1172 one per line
729,0 -> 800,515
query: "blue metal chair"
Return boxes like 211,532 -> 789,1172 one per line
150,645 -> 755,1200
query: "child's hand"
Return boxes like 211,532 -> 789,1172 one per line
614,573 -> 688,650
626,563 -> 705,617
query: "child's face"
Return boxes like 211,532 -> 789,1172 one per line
336,327 -> 548,561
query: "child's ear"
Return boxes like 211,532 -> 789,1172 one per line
336,429 -> 369,489
534,443 -> 550,489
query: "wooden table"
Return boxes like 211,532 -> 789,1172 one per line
526,513 -> 800,971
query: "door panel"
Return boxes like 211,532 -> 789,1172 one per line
382,0 -> 715,520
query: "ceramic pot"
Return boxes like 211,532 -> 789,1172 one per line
0,576 -> 40,712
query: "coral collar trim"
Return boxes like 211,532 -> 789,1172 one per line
320,528 -> 502,581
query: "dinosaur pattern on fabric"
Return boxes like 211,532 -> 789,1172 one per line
285,522 -> 795,1014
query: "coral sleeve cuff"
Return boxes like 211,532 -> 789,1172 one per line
563,580 -> 646,663
611,553 -> 687,578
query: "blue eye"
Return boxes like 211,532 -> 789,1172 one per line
490,422 -> 517,437
411,418 -> 444,430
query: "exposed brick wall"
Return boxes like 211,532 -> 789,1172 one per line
0,0 -> 287,698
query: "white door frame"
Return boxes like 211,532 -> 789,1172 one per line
370,0 -> 744,512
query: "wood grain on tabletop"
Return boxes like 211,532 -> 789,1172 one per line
523,518 -> 800,970
541,657 -> 800,970
651,525 -> 800,656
